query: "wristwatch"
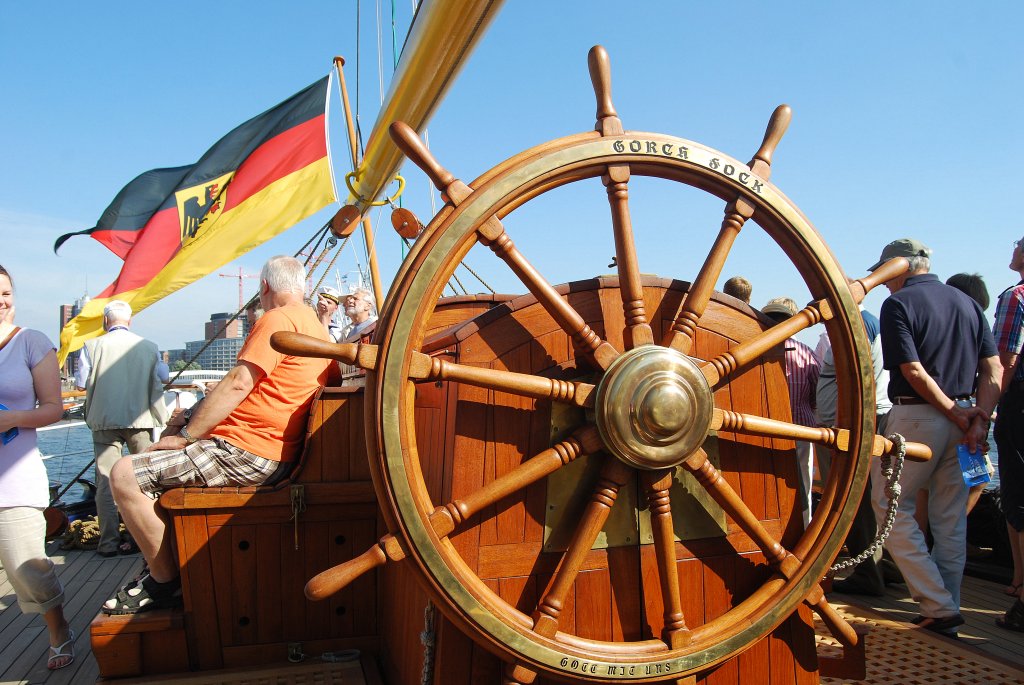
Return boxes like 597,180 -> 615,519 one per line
179,424 -> 198,445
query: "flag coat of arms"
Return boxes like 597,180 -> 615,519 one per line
56,75 -> 335,361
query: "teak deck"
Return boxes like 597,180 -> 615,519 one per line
2,547 -> 1022,684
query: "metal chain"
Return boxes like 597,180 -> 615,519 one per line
829,433 -> 906,574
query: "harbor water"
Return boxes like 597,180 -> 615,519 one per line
38,421 -> 102,505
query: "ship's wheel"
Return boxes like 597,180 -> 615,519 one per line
275,46 -> 927,684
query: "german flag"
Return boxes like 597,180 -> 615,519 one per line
56,76 -> 335,362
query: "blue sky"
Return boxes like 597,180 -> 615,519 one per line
1,1 -> 1021,352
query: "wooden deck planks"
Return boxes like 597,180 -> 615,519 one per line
0,543 -> 143,685
830,573 -> 1024,672
4,538 -> 1022,683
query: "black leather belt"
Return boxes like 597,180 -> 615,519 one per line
892,395 -> 972,405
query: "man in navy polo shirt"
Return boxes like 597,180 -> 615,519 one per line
870,238 -> 1001,636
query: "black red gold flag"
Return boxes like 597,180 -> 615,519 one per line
56,75 -> 335,361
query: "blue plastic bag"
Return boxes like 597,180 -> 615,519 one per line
0,403 -> 18,445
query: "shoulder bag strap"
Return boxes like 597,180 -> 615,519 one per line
0,326 -> 21,354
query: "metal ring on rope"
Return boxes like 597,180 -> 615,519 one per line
344,171 -> 406,207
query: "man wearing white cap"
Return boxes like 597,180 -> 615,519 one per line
75,300 -> 169,557
870,238 -> 1001,636
314,286 -> 343,342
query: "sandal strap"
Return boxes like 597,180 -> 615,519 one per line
104,575 -> 182,614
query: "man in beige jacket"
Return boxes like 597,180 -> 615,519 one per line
76,300 -> 168,556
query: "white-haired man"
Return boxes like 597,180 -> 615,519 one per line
341,287 -> 377,343
76,300 -> 169,557
102,256 -> 333,614
871,238 -> 1000,636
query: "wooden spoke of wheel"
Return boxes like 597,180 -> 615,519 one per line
680,450 -> 801,579
602,164 -> 655,348
699,254 -> 913,389
803,584 -> 861,649
642,469 -> 691,649
270,332 -> 377,370
271,334 -> 598,408
711,408 -> 932,462
503,661 -> 539,685
588,46 -> 624,137
532,457 -> 633,638
304,427 -> 602,600
586,47 -> 654,347
664,105 -> 792,354
421,356 -> 598,408
700,299 -> 829,388
476,223 -> 620,369
390,120 -> 619,370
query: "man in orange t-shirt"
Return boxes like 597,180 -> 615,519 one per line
103,256 -> 332,615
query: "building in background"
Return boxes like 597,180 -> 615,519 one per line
184,337 -> 244,371
242,308 -> 257,338
58,293 -> 90,380
163,348 -> 189,367
205,312 -> 241,340
174,311 -> 246,371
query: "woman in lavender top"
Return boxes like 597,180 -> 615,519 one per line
0,264 -> 73,669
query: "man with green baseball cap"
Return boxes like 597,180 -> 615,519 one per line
869,237 -> 1001,636
867,238 -> 932,272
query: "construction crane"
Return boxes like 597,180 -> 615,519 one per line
218,267 -> 258,310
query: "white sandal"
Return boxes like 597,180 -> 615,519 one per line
47,629 -> 75,670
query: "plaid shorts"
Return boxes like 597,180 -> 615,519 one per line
132,437 -> 284,496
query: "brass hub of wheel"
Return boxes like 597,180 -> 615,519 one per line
594,345 -> 713,470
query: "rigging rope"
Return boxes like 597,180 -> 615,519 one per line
460,260 -> 496,294
308,235 -> 351,300
164,222 -> 332,388
355,0 -> 361,152
304,237 -> 339,291
419,600 -> 437,685
376,0 -> 385,106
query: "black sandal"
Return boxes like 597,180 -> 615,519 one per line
118,538 -> 141,555
102,574 -> 182,615
912,613 -> 964,636
996,599 -> 1024,632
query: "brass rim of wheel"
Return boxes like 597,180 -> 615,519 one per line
368,129 -> 875,682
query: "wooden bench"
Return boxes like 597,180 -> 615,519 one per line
90,386 -> 382,677
90,610 -> 188,678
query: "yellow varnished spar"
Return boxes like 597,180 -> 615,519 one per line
347,0 -> 505,211
331,0 -> 505,304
